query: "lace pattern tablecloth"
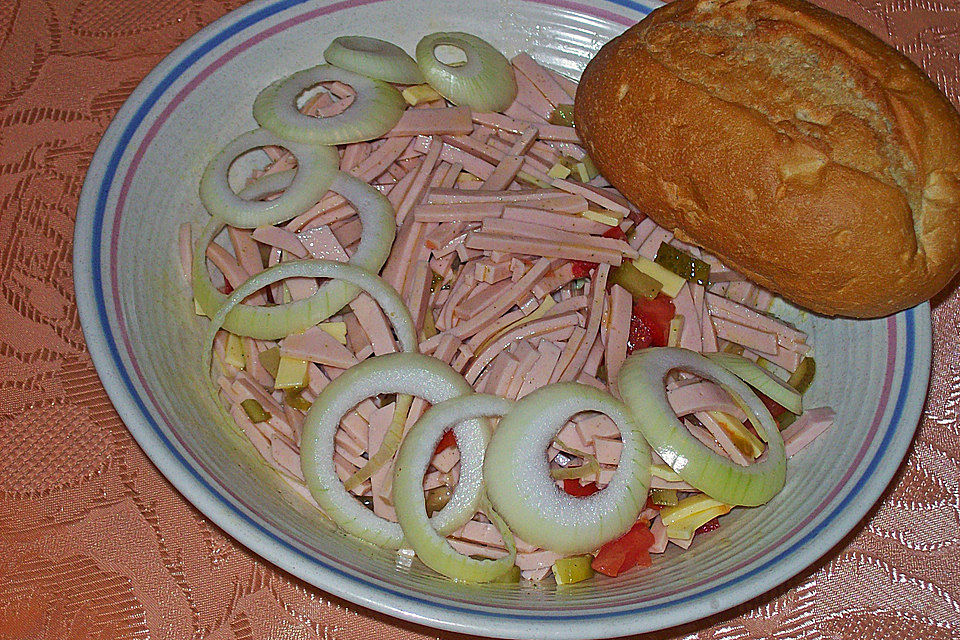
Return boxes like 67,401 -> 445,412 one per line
1,0 -> 959,637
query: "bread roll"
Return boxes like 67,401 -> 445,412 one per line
574,0 -> 960,317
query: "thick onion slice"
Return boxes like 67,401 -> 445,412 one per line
393,394 -> 516,582
198,128 -> 339,228
300,353 -> 486,549
707,352 -> 803,415
415,32 -> 517,112
193,171 -> 395,339
201,259 -> 415,377
617,347 -> 786,507
483,383 -> 651,556
324,36 -> 425,85
253,65 -> 406,145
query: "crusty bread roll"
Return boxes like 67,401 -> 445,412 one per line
575,0 -> 960,317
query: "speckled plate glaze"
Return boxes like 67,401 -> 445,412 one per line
73,0 -> 932,637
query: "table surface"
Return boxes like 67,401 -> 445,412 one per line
1,0 -> 959,638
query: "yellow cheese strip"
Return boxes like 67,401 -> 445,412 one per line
274,356 -> 309,390
224,333 -> 246,370
318,321 -> 348,345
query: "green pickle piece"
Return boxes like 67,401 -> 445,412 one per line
608,261 -> 661,299
424,485 -> 453,517
430,272 -> 444,293
240,398 -> 271,423
779,357 -> 815,429
649,487 -> 679,507
548,104 -> 575,127
654,242 -> 711,286
788,357 -> 816,394
552,554 -> 594,584
778,411 -> 799,430
259,346 -> 281,379
285,388 -> 313,412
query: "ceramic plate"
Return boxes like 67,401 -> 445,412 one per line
73,0 -> 932,636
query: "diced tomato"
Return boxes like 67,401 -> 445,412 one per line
434,430 -> 456,455
570,228 -> 623,278
696,518 -> 721,534
630,294 -> 675,350
627,314 -> 654,354
644,495 -> 662,511
218,283 -> 233,295
591,519 -> 656,577
562,479 -> 601,497
571,259 -> 595,278
627,294 -> 675,354
637,544 -> 653,567
592,537 -> 638,577
636,294 -> 675,340
757,391 -> 787,419
601,226 -> 627,241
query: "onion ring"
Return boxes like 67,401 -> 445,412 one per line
415,32 -> 517,112
300,353 -> 486,549
193,171 -> 395,339
483,382 -> 651,555
618,347 -> 786,506
198,128 -> 339,228
253,65 -> 406,145
393,393 -> 516,582
324,36 -> 425,84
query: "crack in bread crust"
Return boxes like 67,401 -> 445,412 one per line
640,2 -> 920,224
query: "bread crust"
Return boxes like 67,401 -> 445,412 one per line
574,0 -> 960,317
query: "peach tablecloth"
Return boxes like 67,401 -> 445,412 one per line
1,0 -> 959,638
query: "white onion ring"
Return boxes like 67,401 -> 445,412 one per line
201,259 -> 415,378
300,353 -> 486,549
415,32 -> 517,112
618,347 -> 786,506
393,394 -> 516,582
253,65 -> 406,145
193,171 -> 396,339
324,36 -> 425,84
483,382 -> 651,555
707,352 -> 803,415
198,128 -> 339,228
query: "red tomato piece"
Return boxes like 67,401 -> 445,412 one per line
631,520 -> 656,549
434,430 -> 456,455
591,519 -> 657,577
571,260 -> 596,278
627,314 -> 654,355
757,391 -> 787,419
562,479 -> 601,497
632,294 -> 675,348
601,226 -> 627,241
592,539 -> 636,577
635,548 -> 653,568
696,518 -> 721,534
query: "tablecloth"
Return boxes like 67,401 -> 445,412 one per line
1,0 -> 958,637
